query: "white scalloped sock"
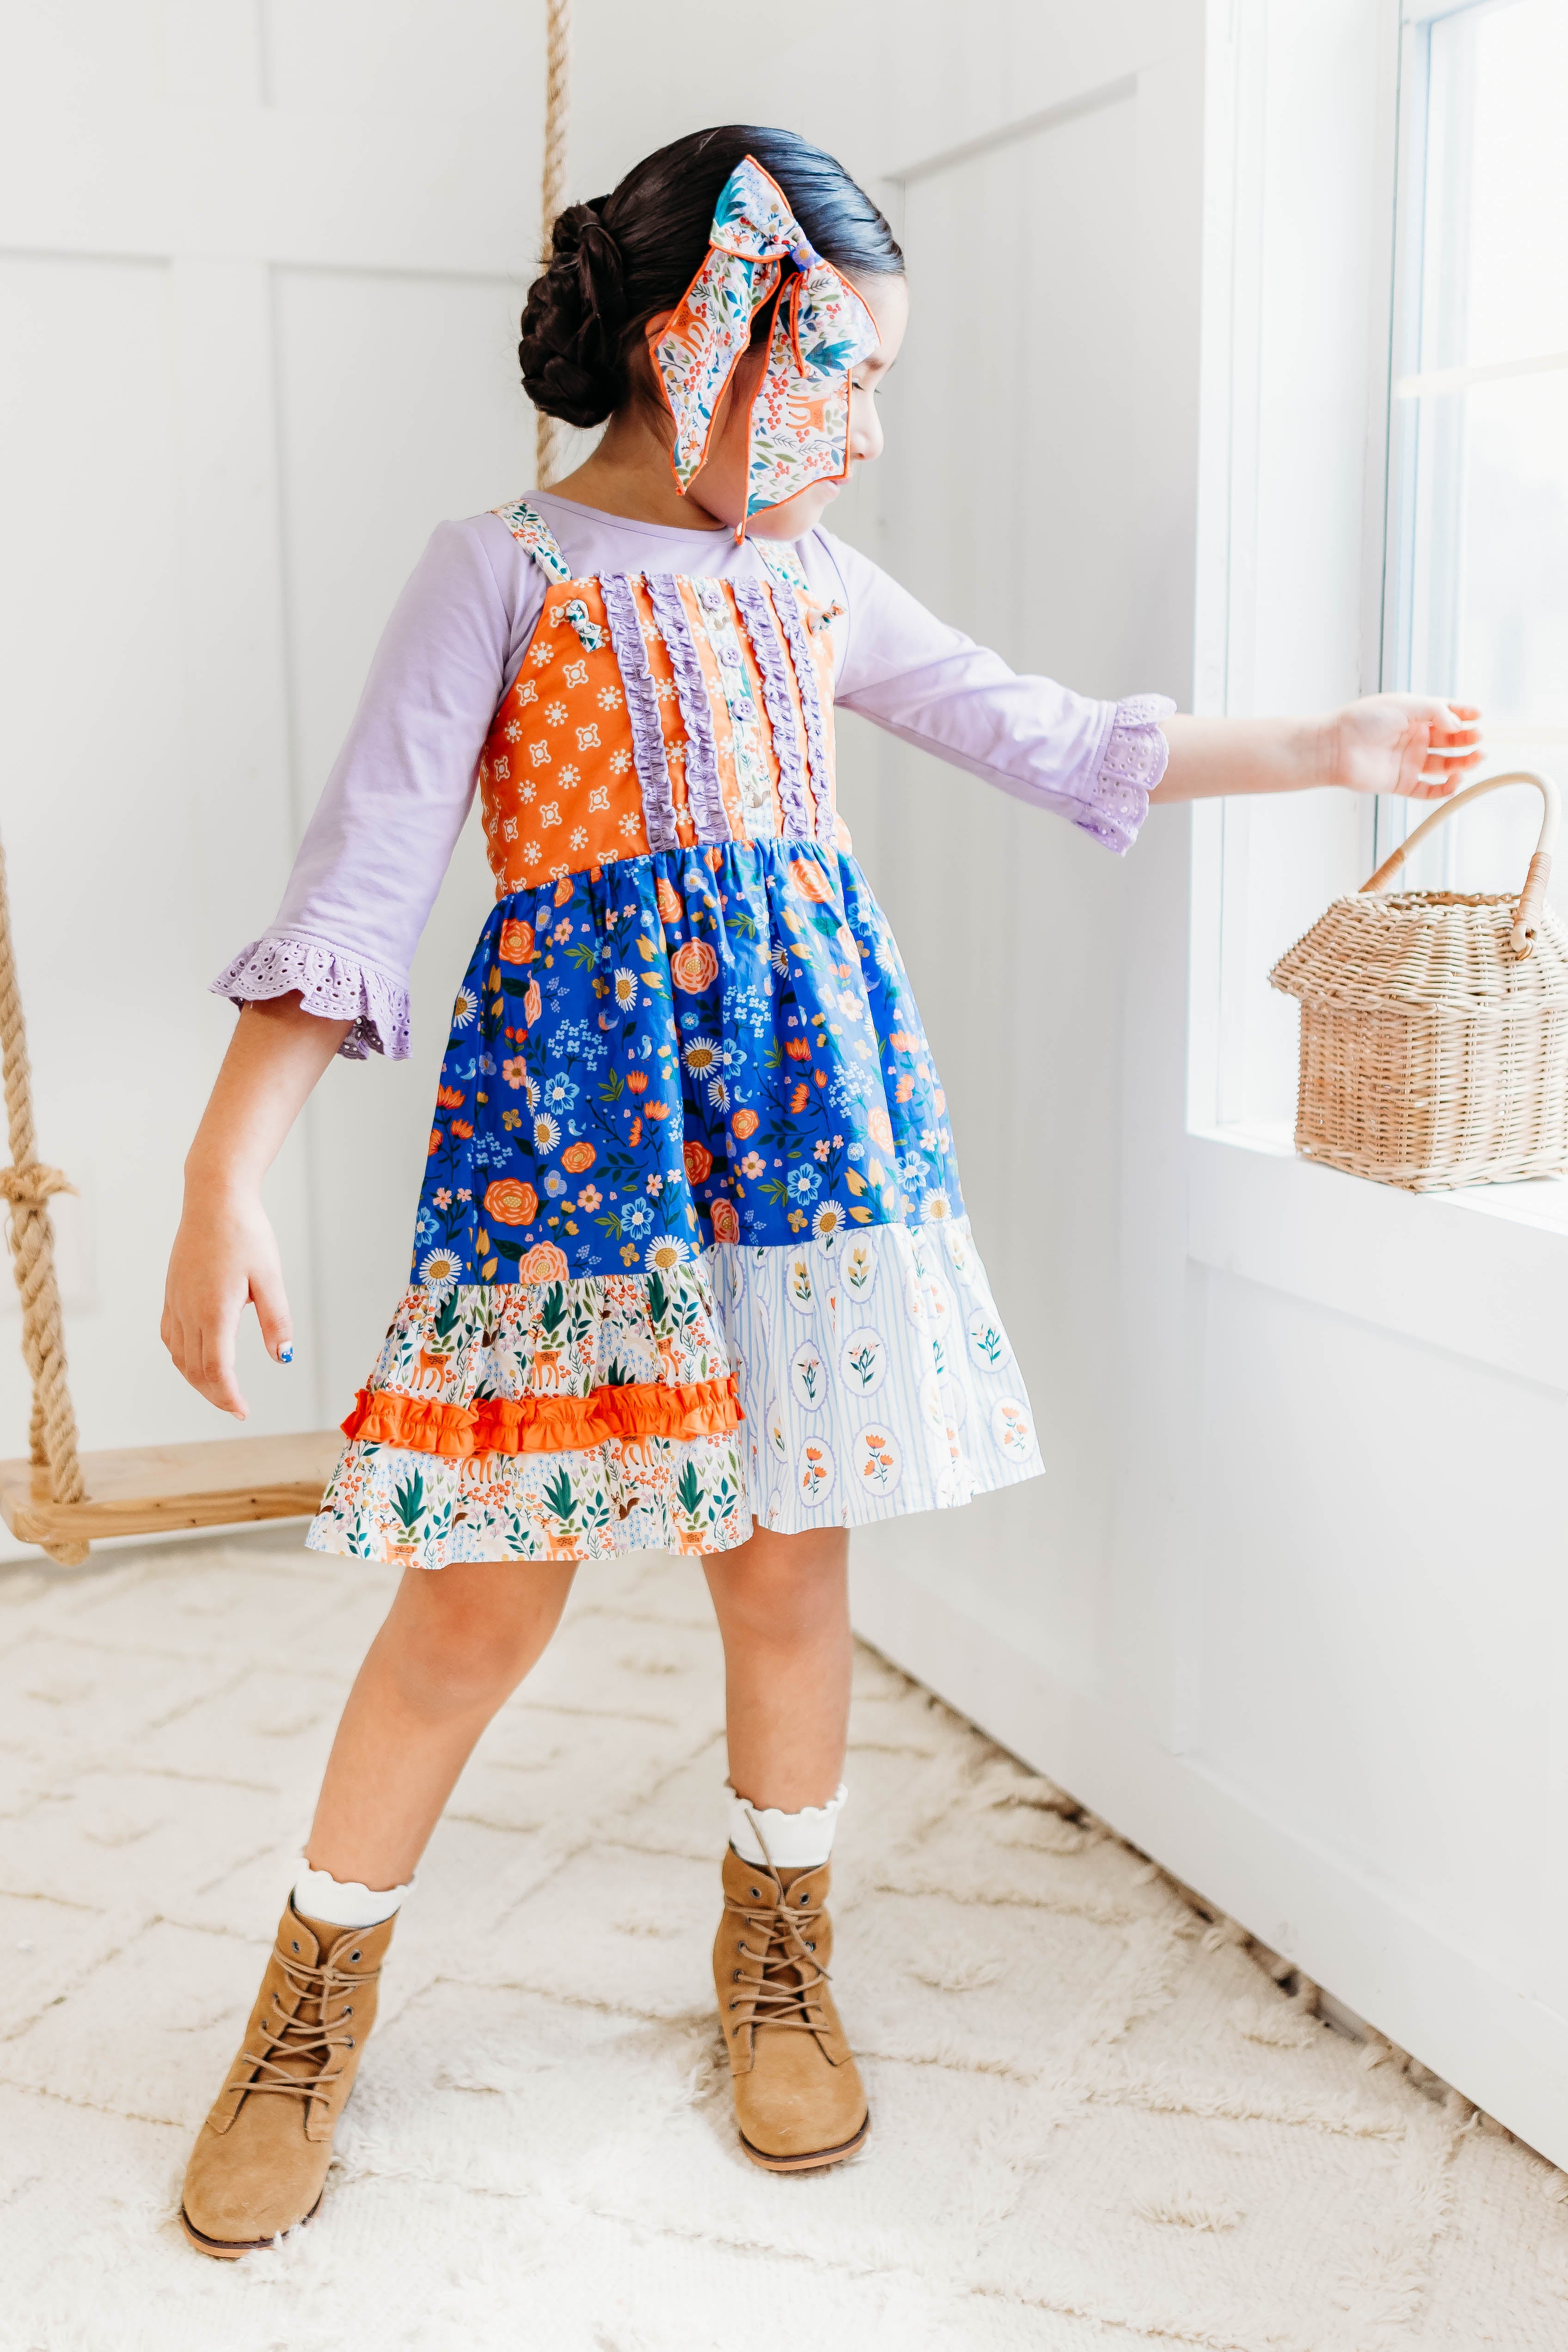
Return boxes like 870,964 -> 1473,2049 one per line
726,1782 -> 847,1870
291,1861 -> 410,1930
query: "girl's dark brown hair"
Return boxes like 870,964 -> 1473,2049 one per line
519,124 -> 903,430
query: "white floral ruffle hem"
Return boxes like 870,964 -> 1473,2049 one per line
305,1214 -> 1040,1568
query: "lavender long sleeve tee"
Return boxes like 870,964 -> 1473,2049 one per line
215,492 -> 1173,1058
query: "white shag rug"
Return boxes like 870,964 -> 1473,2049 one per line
2,1527 -> 1565,2352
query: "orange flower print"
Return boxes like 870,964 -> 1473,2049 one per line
895,1075 -> 915,1104
669,939 -> 719,993
789,1083 -> 810,1113
709,1198 -> 740,1244
784,1038 -> 812,1061
524,979 -> 542,1027
520,1241 -> 570,1283
868,1107 -> 894,1152
483,1177 -> 537,1226
731,1108 -> 759,1140
790,858 -> 833,905
629,1116 -> 643,1146
436,1084 -> 465,1109
626,1070 -> 649,1094
560,1140 -> 596,1174
498,919 -> 535,964
683,1139 -> 713,1184
797,1440 -> 834,1502
553,877 -> 573,907
655,876 -> 683,924
646,1101 -> 670,1121
427,1128 -> 442,1156
451,1119 -> 474,1139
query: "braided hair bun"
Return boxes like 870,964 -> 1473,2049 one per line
518,126 -> 903,435
518,198 -> 628,428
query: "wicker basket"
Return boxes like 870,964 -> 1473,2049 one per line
1269,771 -> 1568,1191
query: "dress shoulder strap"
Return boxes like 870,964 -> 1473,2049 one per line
753,538 -> 809,598
492,496 -> 574,584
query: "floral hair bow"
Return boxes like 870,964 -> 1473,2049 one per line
652,155 -> 881,533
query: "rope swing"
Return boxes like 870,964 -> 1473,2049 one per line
536,0 -> 573,490
0,0 -> 574,1566
0,833 -> 88,1565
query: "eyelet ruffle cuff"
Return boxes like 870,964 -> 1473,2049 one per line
1075,693 -> 1176,854
211,934 -> 411,1061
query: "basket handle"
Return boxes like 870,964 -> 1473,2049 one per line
1359,770 -> 1561,959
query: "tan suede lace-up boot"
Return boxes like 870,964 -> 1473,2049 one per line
713,1845 -> 869,2171
180,1899 -> 396,2257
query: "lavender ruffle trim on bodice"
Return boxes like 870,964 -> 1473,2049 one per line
645,576 -> 728,844
733,579 -> 812,838
211,934 -> 412,1061
601,573 -> 678,852
1072,694 -> 1176,853
766,583 -> 835,844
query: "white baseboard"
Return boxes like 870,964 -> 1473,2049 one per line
850,1546 -> 1568,2172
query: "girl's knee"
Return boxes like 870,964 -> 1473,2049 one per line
388,1565 -> 566,1709
710,1531 -> 848,1642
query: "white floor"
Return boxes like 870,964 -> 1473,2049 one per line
2,1528 -> 1565,2351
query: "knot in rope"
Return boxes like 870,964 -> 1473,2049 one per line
0,1163 -> 75,1209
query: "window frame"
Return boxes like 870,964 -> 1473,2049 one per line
1186,0 -> 1568,1375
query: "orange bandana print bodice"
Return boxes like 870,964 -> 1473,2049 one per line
477,505 -> 845,893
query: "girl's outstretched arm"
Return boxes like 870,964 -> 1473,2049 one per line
162,996 -> 351,1420
1156,697 -> 1483,804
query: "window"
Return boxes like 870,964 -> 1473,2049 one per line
1379,0 -> 1568,899
1194,0 -> 1568,1144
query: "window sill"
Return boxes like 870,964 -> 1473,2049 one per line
1186,1126 -> 1568,1392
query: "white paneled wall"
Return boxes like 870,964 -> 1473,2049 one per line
6,0 -> 1568,2171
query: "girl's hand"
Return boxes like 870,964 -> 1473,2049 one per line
161,1185 -> 293,1420
159,994 -> 347,1419
1329,694 -> 1483,802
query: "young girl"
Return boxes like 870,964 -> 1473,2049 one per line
163,123 -> 1479,2255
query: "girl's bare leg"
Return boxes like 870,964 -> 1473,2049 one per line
305,1558 -> 576,1889
703,1525 -> 851,1810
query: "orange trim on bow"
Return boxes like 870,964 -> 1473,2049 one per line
342,1373 -> 742,1460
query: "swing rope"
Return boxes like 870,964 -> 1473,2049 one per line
5,2 -> 569,1570
0,828 -> 89,1566
535,0 -> 572,490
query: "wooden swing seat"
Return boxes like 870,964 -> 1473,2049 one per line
0,1428 -> 341,1548
1,0 -> 571,1568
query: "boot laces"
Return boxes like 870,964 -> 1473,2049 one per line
726,1879 -> 832,2042
239,1946 -> 374,2105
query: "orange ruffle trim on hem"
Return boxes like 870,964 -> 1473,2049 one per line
341,1373 -> 742,1460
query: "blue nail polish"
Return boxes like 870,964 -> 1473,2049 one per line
279,1344 -> 294,1365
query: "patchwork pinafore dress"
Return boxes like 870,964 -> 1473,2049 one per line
308,501 -> 1041,1570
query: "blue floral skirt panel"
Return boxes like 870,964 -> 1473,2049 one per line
418,840 -> 966,1282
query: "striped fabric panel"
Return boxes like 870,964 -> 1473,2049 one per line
644,576 -> 731,845
600,573 -> 678,851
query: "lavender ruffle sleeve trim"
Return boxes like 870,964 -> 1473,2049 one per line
1073,694 -> 1177,853
211,933 -> 412,1062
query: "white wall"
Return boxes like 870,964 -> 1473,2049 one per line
6,0 -> 1568,2170
850,0 -> 1568,2175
